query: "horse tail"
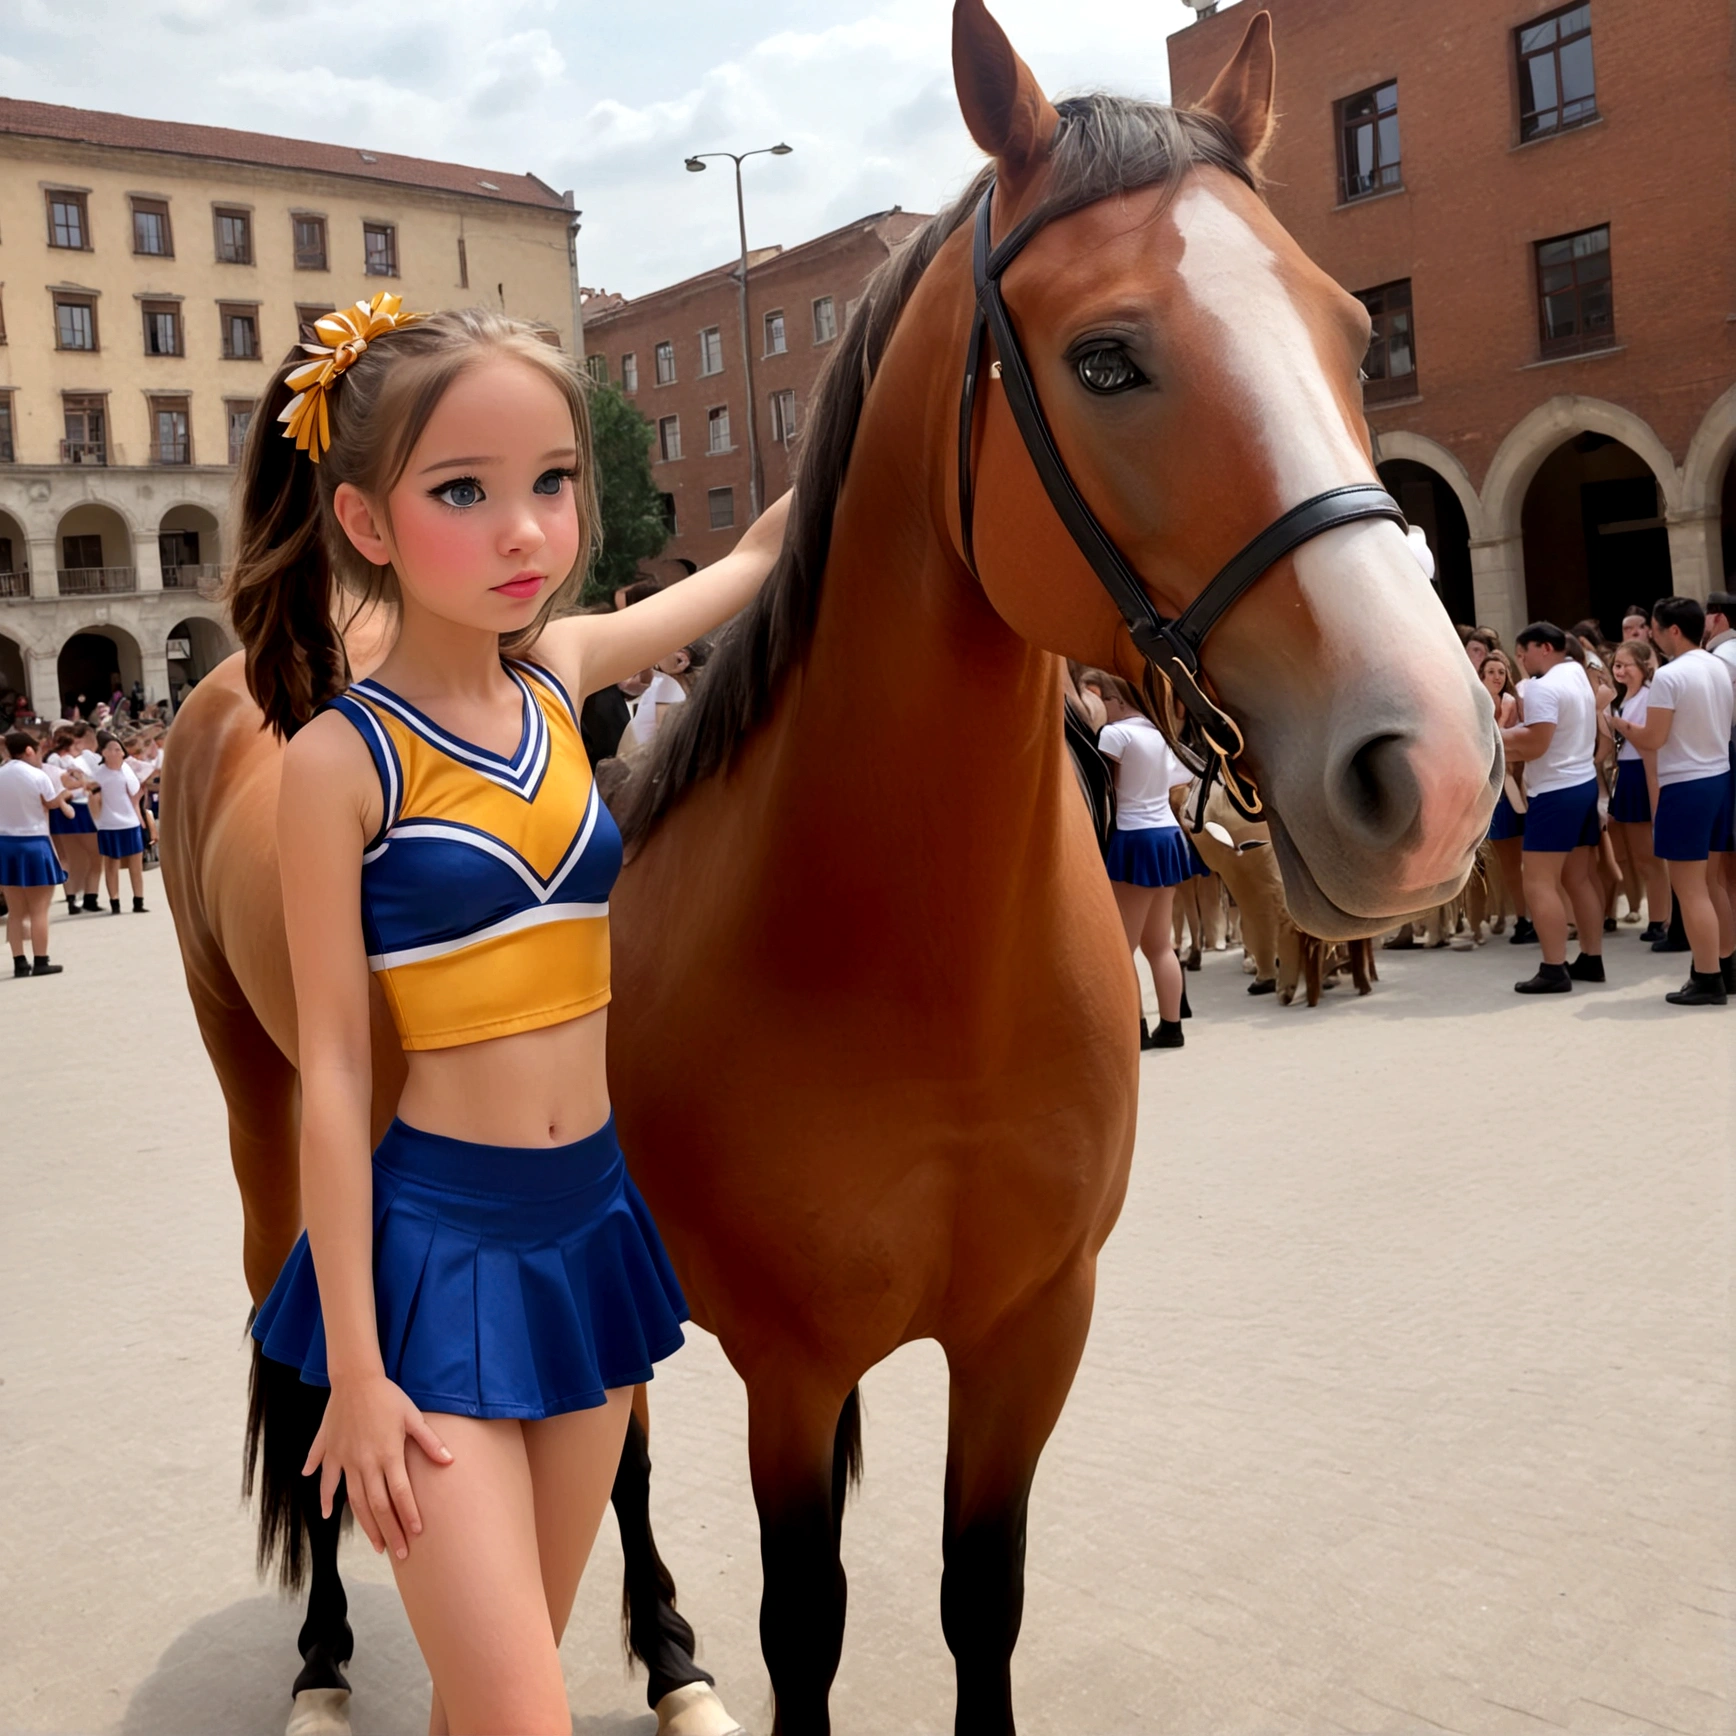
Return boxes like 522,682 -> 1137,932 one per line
833,1385 -> 865,1510
243,1331 -> 332,1590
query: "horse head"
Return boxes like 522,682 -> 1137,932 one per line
952,0 -> 1499,938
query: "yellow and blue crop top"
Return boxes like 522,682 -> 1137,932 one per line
325,660 -> 620,1051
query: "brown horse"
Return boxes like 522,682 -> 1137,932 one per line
606,4 -> 1496,1729
164,4 -> 1497,1730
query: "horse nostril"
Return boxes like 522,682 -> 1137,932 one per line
1334,731 -> 1421,848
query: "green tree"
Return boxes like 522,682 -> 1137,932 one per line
581,381 -> 669,605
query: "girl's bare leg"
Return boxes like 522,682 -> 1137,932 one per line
103,854 -> 119,900
524,1390 -> 633,1642
126,854 -> 144,897
1138,887 -> 1182,1022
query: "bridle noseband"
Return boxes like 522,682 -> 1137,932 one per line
956,180 -> 1408,823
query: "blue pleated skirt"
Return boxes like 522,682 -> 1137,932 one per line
1105,823 -> 1205,888
1487,789 -> 1525,841
0,835 -> 66,886
97,824 -> 145,859
48,805 -> 95,836
1609,758 -> 1651,824
253,1115 -> 688,1419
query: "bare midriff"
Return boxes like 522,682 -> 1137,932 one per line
397,1002 -> 612,1148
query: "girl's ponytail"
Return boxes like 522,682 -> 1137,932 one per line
223,356 -> 347,740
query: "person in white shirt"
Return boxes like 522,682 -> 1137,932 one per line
1095,676 -> 1204,1050
1705,588 -> 1736,924
1603,640 -> 1670,944
86,732 -> 150,914
1607,597 -> 1734,1004
46,721 -> 104,913
623,642 -> 707,751
0,730 -> 75,976
1501,622 -> 1607,994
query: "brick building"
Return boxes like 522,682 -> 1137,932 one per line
1170,0 -> 1734,643
580,208 -> 926,578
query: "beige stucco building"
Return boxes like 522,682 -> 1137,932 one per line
0,97 -> 579,717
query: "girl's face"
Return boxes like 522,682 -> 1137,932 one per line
101,740 -> 125,768
336,354 -> 583,637
1465,639 -> 1489,670
1611,651 -> 1639,691
1480,658 -> 1506,698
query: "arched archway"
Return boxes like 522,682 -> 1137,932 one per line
54,503 -> 135,596
0,631 -> 27,718
165,614 -> 234,705
1521,433 -> 1673,636
158,503 -> 222,592
1680,384 -> 1736,587
1378,458 -> 1475,625
0,509 -> 27,599
58,625 -> 142,717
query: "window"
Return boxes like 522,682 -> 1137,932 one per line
220,303 -> 260,360
812,296 -> 837,344
160,529 -> 201,581
770,388 -> 797,443
654,340 -> 676,385
457,236 -> 469,289
63,533 -> 104,569
62,395 -> 106,465
0,393 -> 14,464
1337,81 -> 1401,201
141,300 -> 182,357
292,213 -> 328,271
584,353 -> 608,384
659,492 -> 677,534
47,190 -> 89,250
54,295 -> 97,352
699,326 -> 724,376
295,304 -> 336,339
226,399 -> 255,464
363,222 -> 398,277
708,486 -> 735,531
1518,4 -> 1596,141
214,206 -> 253,264
658,414 -> 682,462
706,405 -> 732,454
131,198 -> 172,257
150,397 -> 191,465
1353,280 -> 1416,402
621,352 -> 638,394
1536,224 -> 1613,357
764,309 -> 786,356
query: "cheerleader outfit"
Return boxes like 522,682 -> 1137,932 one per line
1097,712 -> 1207,887
90,763 -> 146,858
0,761 -> 68,887
46,750 -> 98,835
1609,688 -> 1652,823
253,660 -> 686,1419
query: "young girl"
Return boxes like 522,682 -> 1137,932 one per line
46,724 -> 102,915
1095,676 -> 1201,1051
1606,638 -> 1670,942
87,732 -> 148,913
1480,650 -> 1531,942
0,730 -> 75,976
232,299 -> 787,1731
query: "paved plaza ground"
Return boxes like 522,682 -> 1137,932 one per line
2,885 -> 1730,1735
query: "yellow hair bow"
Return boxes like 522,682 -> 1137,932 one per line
278,291 -> 427,463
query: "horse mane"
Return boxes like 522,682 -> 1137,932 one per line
615,93 -> 1256,849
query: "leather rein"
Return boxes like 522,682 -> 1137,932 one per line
955,178 -> 1408,824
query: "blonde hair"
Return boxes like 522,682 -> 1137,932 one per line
1611,637 -> 1657,686
225,308 -> 601,738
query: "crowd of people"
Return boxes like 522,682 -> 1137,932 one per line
0,711 -> 164,978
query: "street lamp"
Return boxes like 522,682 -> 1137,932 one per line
684,143 -> 793,522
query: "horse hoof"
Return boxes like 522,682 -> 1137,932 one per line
286,1687 -> 351,1736
656,1681 -> 747,1736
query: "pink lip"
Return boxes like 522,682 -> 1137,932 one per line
493,574 -> 545,599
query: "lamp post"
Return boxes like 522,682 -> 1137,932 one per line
685,142 -> 792,522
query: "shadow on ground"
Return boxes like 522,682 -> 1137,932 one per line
119,1584 -> 658,1735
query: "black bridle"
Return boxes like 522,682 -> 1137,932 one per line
956,180 -> 1408,822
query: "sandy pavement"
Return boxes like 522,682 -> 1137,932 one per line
1,885 -> 1729,1735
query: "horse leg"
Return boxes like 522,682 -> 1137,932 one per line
610,1386 -> 743,1735
941,1263 -> 1094,1736
746,1374 -> 860,1735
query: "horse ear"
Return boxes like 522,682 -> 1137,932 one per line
952,0 -> 1061,193
1198,9 -> 1277,171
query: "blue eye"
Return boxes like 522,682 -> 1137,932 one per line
533,468 -> 572,496
433,477 -> 484,509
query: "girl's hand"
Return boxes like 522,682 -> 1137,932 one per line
304,1371 -> 452,1559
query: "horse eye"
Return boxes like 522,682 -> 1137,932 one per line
1076,346 -> 1144,395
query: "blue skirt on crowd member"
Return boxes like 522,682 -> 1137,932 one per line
1487,788 -> 1526,841
1522,777 -> 1601,853
253,1114 -> 688,1420
97,824 -> 145,859
1609,759 -> 1651,824
1652,770 -> 1735,863
1106,823 -> 1206,888
48,804 -> 95,836
0,835 -> 67,887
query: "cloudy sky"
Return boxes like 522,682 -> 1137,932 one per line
0,0 -> 1220,297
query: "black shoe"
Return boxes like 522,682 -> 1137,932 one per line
65,897 -> 79,916
12,956 -> 29,978
30,955 -> 63,977
1140,1015 -> 1152,1050
82,893 -> 99,912
1665,970 -> 1728,1007
1515,963 -> 1572,994
1653,933 -> 1692,953
1602,916 -> 1617,933
1566,953 -> 1606,983
1723,954 -> 1736,994
1150,1018 -> 1185,1049
109,897 -> 121,914
132,896 -> 147,913
1179,981 -> 1192,1020
1248,977 -> 1277,996
1508,917 -> 1538,945
1640,922 -> 1666,944
1384,929 -> 1418,950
